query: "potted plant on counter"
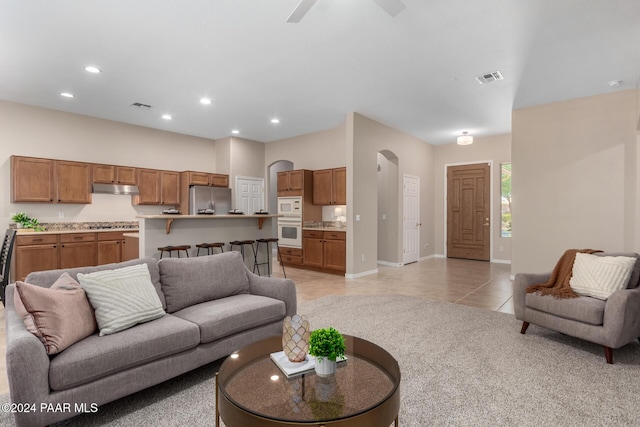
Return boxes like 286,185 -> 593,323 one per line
309,327 -> 346,377
11,212 -> 44,232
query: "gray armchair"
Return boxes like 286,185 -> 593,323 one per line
513,252 -> 640,364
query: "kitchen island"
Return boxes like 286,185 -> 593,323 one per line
136,214 -> 280,266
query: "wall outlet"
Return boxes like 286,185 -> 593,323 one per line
361,254 -> 365,261
356,214 -> 361,221
382,214 -> 386,220
58,211 -> 64,218
499,246 -> 504,252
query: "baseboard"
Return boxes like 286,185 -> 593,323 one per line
419,254 -> 436,262
491,259 -> 512,264
345,268 -> 379,279
377,260 -> 402,267
434,254 -> 446,258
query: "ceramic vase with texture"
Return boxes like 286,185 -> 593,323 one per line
314,357 -> 337,377
282,314 -> 310,362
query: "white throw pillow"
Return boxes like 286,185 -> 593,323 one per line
78,264 -> 165,336
570,253 -> 636,300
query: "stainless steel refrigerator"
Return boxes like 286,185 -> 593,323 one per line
189,186 -> 232,215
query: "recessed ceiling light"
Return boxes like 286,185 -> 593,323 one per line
200,98 -> 212,105
60,92 -> 74,98
162,114 -> 172,120
270,118 -> 280,124
84,66 -> 101,73
608,80 -> 622,87
231,129 -> 240,134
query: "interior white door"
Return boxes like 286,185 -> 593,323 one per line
236,176 -> 265,213
403,175 -> 420,264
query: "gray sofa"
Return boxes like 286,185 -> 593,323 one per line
513,252 -> 640,364
5,251 -> 297,426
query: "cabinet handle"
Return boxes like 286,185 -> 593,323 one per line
33,238 -> 43,242
74,236 -> 82,240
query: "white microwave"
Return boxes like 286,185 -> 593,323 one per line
277,196 -> 302,216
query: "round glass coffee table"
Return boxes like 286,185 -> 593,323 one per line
216,335 -> 401,426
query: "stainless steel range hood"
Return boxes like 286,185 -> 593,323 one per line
92,183 -> 140,195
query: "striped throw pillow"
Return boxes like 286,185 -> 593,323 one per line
78,264 -> 165,336
570,253 -> 636,300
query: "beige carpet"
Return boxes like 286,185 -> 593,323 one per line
2,295 -> 639,426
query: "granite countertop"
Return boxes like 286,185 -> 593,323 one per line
122,232 -> 140,238
16,228 -> 139,236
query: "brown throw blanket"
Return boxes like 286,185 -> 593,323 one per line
526,249 -> 602,298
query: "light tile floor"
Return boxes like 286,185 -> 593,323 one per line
0,257 -> 513,396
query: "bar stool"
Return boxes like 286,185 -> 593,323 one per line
229,240 -> 257,272
158,245 -> 191,259
255,238 -> 286,278
195,242 -> 225,256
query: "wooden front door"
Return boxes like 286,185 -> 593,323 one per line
447,163 -> 490,261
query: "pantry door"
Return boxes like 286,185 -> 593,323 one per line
446,163 -> 490,261
236,176 -> 264,213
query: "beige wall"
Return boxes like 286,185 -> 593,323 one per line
265,123 -> 347,171
0,100 -> 217,229
349,113 -> 435,275
511,89 -> 639,274
433,133 -> 512,262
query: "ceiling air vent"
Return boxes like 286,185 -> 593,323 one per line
130,102 -> 152,110
475,71 -> 504,85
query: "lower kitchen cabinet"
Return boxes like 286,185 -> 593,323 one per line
123,235 -> 139,261
59,233 -> 97,269
279,247 -> 303,267
302,230 -> 346,273
13,231 -> 135,281
97,232 -> 126,264
14,235 -> 59,282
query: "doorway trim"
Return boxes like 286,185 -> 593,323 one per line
443,160 -> 494,261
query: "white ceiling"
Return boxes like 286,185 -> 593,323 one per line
1,0 -> 639,145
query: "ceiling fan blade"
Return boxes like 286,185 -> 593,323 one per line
286,0 -> 318,23
372,0 -> 406,17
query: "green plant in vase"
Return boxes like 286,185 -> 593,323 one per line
11,212 -> 44,231
309,327 -> 345,377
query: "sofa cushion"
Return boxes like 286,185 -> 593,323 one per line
525,292 -> 606,325
24,257 -> 166,309
14,274 -> 97,355
49,314 -> 200,391
172,294 -> 286,343
570,253 -> 636,300
159,251 -> 250,313
77,264 -> 166,336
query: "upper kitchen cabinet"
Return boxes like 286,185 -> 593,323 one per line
11,156 -> 91,204
55,161 -> 92,203
183,171 -> 229,187
160,170 -> 180,205
277,170 -> 305,196
93,164 -> 137,185
133,169 -> 180,205
313,167 -> 346,205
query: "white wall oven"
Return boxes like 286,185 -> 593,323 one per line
277,196 -> 302,247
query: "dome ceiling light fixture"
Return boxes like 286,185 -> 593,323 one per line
457,131 -> 473,145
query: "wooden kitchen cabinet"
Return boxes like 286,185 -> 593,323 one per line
55,160 -> 92,203
134,168 -> 160,204
14,234 -> 59,281
11,156 -> 92,204
11,156 -> 55,202
97,232 -> 126,264
160,171 -> 180,205
277,170 -> 304,196
93,164 -> 137,185
183,171 -> 229,187
59,233 -> 97,269
302,230 -> 346,273
123,235 -> 139,261
279,247 -> 303,266
313,167 -> 346,205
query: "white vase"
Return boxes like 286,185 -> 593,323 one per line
314,357 -> 336,377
